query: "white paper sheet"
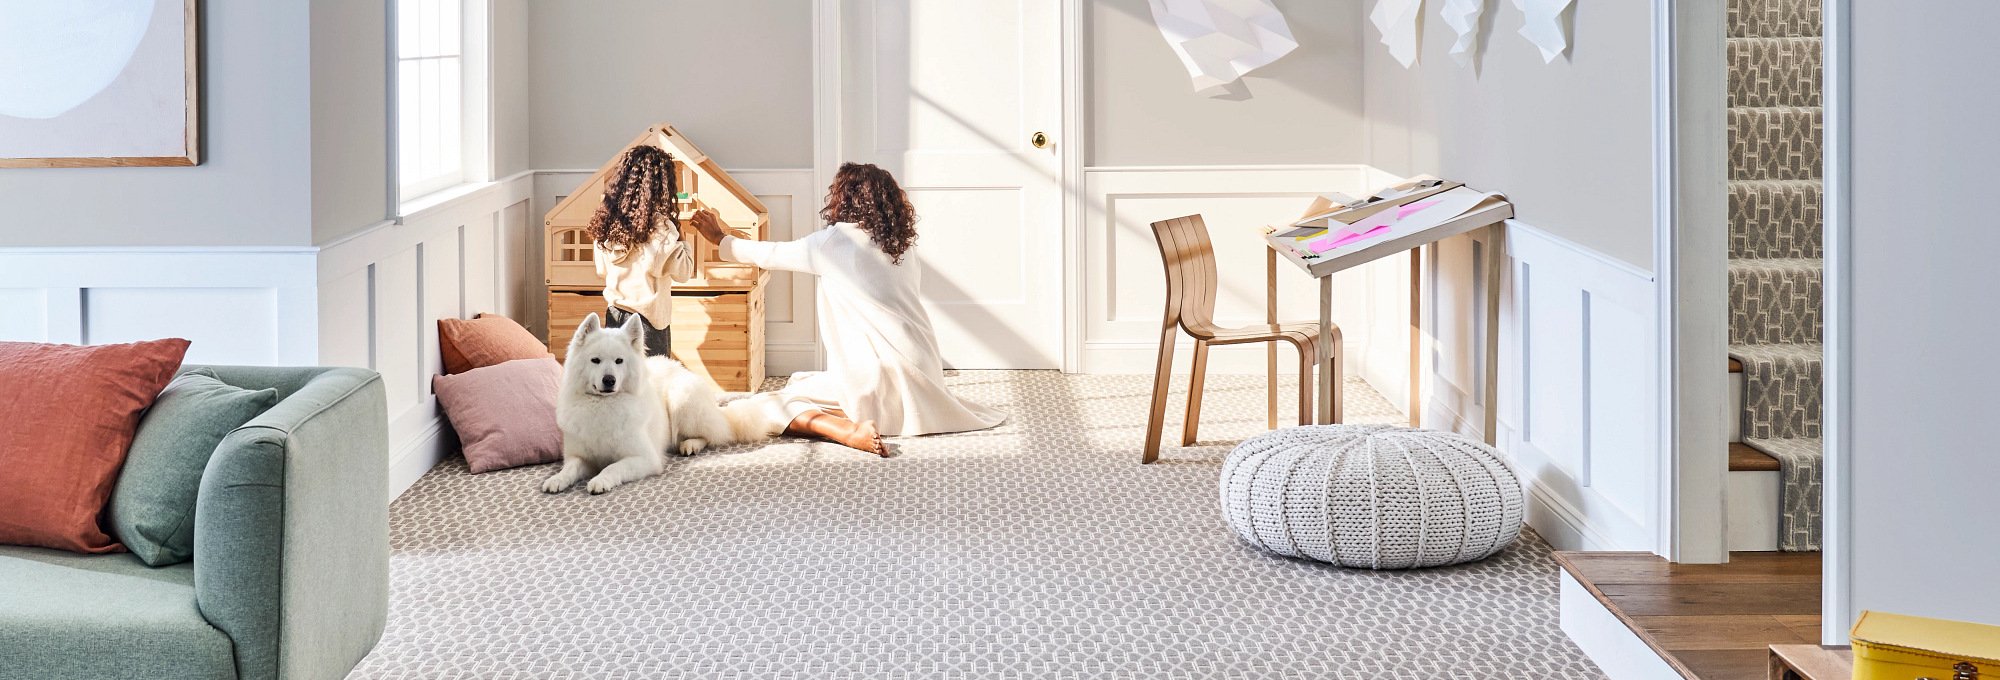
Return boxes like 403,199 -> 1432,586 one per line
1146,0 -> 1299,98
1440,0 -> 1487,66
1370,0 -> 1425,69
1512,0 -> 1574,63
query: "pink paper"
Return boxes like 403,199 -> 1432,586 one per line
1396,200 -> 1440,220
1307,224 -> 1392,253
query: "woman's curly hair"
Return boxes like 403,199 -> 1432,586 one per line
821,163 -> 917,264
588,145 -> 678,252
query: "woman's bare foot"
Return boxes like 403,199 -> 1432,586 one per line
785,411 -> 889,457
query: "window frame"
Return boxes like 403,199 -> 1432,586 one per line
393,0 -> 492,208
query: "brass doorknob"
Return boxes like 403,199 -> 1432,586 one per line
1030,131 -> 1049,149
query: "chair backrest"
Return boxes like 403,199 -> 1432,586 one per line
1149,215 -> 1220,331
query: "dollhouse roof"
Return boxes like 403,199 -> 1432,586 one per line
544,122 -> 769,231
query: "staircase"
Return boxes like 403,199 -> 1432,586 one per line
1726,0 -> 1823,552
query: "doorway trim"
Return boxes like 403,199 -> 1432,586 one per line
1819,0 -> 1853,646
1652,0 -> 1730,564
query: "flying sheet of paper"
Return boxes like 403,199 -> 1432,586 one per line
1440,0 -> 1487,66
1370,0 -> 1424,69
1147,0 -> 1299,97
1511,0 -> 1574,63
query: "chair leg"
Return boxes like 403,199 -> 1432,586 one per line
1296,338 -> 1317,427
1181,340 -> 1210,446
1142,326 -> 1178,464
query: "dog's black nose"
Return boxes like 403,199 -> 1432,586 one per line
600,375 -> 617,391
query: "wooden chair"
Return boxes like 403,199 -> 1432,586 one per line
1143,215 -> 1342,464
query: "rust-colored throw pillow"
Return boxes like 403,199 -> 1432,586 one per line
0,338 -> 190,553
438,313 -> 552,375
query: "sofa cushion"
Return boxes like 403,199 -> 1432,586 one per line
0,339 -> 190,554
438,313 -> 552,375
109,369 -> 279,566
433,357 -> 563,473
0,545 -> 236,679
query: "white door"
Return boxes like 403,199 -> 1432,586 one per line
842,0 -> 1063,369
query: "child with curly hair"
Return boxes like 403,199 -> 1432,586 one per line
589,144 -> 694,356
691,163 -> 1006,455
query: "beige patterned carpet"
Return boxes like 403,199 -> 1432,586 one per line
349,371 -> 1601,679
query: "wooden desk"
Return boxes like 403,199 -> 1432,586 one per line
1264,198 -> 1514,443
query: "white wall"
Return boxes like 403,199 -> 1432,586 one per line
1363,0 -> 1656,271
0,0 -> 314,247
311,0 -> 392,245
1839,0 -> 2000,627
493,0 -> 533,176
525,0 -> 815,171
1087,0 -> 1366,166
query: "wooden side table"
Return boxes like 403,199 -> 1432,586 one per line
1769,644 -> 1853,680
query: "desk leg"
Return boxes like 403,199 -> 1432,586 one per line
1484,224 -> 1505,446
1266,248 -> 1278,430
1409,247 -> 1423,428
1317,276 -> 1337,424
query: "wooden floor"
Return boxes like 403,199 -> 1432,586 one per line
1555,551 -> 1822,680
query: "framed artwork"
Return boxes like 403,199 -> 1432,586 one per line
0,0 -> 200,167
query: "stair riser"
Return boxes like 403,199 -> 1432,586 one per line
1737,353 -> 1824,441
1731,107 -> 1823,181
1729,0 -> 1822,38
1730,263 -> 1823,345
1730,37 -> 1822,108
1730,182 -> 1823,259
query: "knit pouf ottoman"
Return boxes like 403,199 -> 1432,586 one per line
1220,424 -> 1524,569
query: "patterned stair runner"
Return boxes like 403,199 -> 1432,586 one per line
1728,0 -> 1824,552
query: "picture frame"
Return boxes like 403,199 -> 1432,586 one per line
0,0 -> 200,168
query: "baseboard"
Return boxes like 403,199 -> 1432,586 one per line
1560,572 -> 1683,680
389,417 -> 452,500
1529,484 -> 1620,552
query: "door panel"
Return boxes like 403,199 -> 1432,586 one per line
845,0 -> 1062,369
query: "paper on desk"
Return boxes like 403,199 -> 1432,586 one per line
1512,0 -> 1574,63
1147,0 -> 1299,97
1396,200 -> 1441,220
1370,0 -> 1424,69
1308,225 -> 1393,253
1440,0 -> 1487,66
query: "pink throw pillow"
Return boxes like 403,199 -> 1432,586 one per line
432,357 -> 562,473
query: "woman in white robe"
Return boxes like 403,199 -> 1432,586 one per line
689,163 -> 1005,452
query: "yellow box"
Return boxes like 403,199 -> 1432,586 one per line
1851,610 -> 2000,680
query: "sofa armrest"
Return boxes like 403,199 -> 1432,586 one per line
194,367 -> 389,680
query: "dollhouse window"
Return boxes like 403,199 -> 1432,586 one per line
396,0 -> 490,201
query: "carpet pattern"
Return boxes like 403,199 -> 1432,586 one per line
348,372 -> 1602,679
1728,0 -> 1824,552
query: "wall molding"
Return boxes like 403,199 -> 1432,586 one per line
1505,220 -> 1661,552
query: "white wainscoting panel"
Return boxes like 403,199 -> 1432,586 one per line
1505,221 -> 1661,552
317,172 -> 539,498
1078,165 -> 1394,382
0,248 -> 319,365
533,168 -> 821,376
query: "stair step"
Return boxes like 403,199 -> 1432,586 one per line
1729,0 -> 1822,38
1729,260 -> 1823,345
1730,179 -> 1823,259
1730,442 -> 1781,472
1731,107 -> 1824,181
1731,343 -> 1824,441
1729,37 -> 1822,108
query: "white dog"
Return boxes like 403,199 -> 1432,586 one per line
544,313 -> 775,494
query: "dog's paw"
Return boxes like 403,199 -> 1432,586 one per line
586,476 -> 620,494
541,476 -> 573,493
677,438 -> 708,456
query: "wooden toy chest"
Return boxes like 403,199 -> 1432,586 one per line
543,122 -> 769,392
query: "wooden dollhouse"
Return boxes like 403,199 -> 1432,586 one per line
543,122 -> 768,391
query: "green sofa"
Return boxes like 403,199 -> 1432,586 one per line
0,366 -> 390,680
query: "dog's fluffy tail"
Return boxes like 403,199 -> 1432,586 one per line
721,395 -> 790,443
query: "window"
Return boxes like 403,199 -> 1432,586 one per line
397,0 -> 488,200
